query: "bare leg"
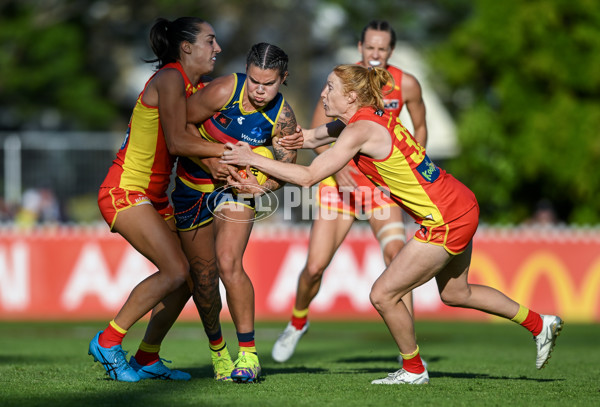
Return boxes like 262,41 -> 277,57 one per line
142,283 -> 192,345
294,215 -> 355,310
112,205 -> 190,330
179,223 -> 223,336
213,204 -> 255,333
370,239 -> 451,354
367,205 -> 413,315
435,243 -> 520,318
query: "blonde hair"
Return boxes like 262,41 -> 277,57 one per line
332,64 -> 393,111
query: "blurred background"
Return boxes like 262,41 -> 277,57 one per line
1,0 -> 599,227
1,0 -> 599,322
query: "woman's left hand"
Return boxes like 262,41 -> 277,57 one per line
222,142 -> 254,166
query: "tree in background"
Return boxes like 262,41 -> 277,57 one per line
0,1 -> 117,130
431,0 -> 600,224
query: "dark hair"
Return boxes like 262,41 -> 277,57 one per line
246,43 -> 289,84
146,17 -> 206,68
360,20 -> 396,49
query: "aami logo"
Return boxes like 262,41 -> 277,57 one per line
215,113 -> 232,129
384,99 -> 400,110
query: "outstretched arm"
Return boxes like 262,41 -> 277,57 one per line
223,123 -> 368,188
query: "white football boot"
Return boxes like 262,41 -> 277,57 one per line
271,322 -> 309,363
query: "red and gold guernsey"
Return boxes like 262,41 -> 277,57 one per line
351,107 -> 478,229
319,64 -> 404,192
101,61 -> 204,203
380,64 -> 404,118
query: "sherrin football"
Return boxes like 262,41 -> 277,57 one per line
237,146 -> 273,185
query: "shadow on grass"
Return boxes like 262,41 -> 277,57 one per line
429,371 -> 565,382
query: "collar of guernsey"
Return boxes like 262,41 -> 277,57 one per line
176,72 -> 285,192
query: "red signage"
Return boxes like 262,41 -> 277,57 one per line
0,226 -> 598,322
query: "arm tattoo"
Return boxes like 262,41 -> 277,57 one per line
265,102 -> 297,191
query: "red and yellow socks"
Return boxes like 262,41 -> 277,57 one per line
291,307 -> 309,330
134,341 -> 160,366
98,320 -> 126,348
237,331 -> 257,354
511,305 -> 543,336
208,329 -> 227,353
400,346 -> 425,374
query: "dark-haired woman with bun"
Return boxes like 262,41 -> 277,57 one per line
88,17 -> 223,382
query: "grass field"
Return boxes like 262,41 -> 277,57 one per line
0,320 -> 598,407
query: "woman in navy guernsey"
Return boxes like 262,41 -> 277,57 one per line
222,64 -> 563,385
166,43 -> 299,383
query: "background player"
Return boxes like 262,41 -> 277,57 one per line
271,20 -> 427,364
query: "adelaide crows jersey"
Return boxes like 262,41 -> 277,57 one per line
176,72 -> 285,192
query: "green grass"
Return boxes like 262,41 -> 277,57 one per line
0,320 -> 598,407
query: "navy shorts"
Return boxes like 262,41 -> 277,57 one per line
171,177 -> 256,231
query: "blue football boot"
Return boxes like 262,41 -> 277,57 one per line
88,331 -> 140,382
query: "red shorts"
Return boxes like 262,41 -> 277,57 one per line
317,170 -> 395,217
413,204 -> 479,254
98,187 -> 174,231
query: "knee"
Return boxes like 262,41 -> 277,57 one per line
439,289 -> 469,308
164,257 -> 190,291
381,240 -> 404,265
303,261 -> 326,285
369,284 -> 388,314
216,251 -> 241,279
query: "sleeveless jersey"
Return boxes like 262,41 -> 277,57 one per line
320,63 -> 404,187
351,107 -> 477,228
381,64 -> 404,118
176,72 -> 285,192
101,61 -> 203,202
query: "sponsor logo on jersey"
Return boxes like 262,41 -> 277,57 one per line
384,99 -> 400,110
416,155 -> 441,183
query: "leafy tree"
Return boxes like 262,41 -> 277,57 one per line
431,0 -> 600,224
0,1 -> 117,130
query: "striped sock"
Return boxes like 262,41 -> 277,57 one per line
98,320 -> 126,348
207,329 -> 226,352
400,346 -> 425,374
237,331 -> 256,354
291,307 -> 309,330
511,305 -> 543,336
134,341 -> 160,366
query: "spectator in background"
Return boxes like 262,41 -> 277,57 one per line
525,198 -> 558,228
15,187 -> 61,227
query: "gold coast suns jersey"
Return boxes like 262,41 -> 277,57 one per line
101,62 -> 203,202
380,64 -> 404,118
320,64 -> 404,187
352,107 -> 477,228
